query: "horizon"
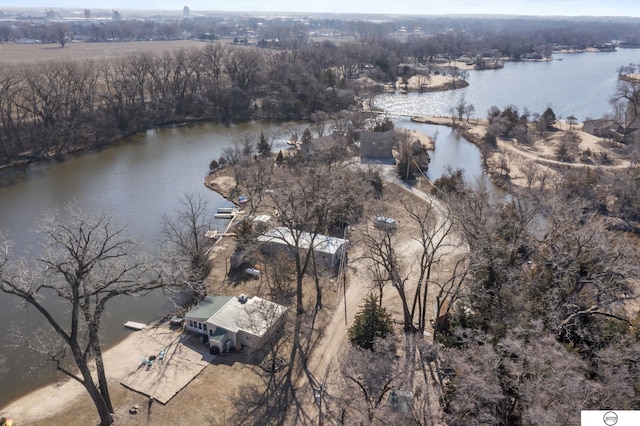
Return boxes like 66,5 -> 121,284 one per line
3,1 -> 640,18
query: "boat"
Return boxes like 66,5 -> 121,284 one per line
238,195 -> 249,204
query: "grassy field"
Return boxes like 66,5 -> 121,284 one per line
0,40 -> 211,66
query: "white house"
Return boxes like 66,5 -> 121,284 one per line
185,295 -> 287,354
257,226 -> 348,267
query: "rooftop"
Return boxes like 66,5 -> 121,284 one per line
184,296 -> 234,320
208,296 -> 287,337
257,227 -> 347,255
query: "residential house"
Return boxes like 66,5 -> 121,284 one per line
584,116 -> 640,143
185,295 -> 287,354
360,130 -> 395,161
582,119 -> 625,142
300,133 -> 348,159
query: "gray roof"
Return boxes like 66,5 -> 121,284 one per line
257,227 -> 347,255
208,296 -> 287,337
185,296 -> 234,320
360,130 -> 394,144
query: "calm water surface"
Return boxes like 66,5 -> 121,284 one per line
376,49 -> 639,121
0,121 -> 298,408
0,48 -> 635,408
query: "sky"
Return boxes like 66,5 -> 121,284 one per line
4,0 -> 640,17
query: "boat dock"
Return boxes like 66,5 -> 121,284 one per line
214,207 -> 240,219
124,321 -> 147,331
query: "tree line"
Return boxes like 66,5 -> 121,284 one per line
0,43 -> 363,169
3,15 -> 640,170
3,13 -> 640,51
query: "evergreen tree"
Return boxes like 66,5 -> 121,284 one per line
541,107 -> 557,129
348,294 -> 393,350
257,131 -> 271,157
301,128 -> 313,144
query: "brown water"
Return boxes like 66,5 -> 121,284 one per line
0,120 -> 297,408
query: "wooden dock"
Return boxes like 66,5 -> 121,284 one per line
124,321 -> 147,331
214,207 -> 240,219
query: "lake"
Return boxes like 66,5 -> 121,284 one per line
375,49 -> 639,122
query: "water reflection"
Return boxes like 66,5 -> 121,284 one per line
396,118 -> 507,200
0,120 -> 304,408
376,49 -> 637,122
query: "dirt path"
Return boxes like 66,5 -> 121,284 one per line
296,161 -> 454,422
496,138 -> 632,169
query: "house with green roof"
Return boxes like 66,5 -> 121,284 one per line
185,294 -> 287,354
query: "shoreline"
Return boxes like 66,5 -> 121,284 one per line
0,171 -> 241,421
0,326 -> 140,421
0,320 -> 190,422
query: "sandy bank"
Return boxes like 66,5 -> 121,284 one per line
0,321 -> 194,423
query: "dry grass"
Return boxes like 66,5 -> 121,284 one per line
0,40 -> 210,66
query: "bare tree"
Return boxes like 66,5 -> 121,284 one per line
160,192 -> 214,305
359,197 -> 457,333
267,162 -> 368,315
357,220 -> 413,331
433,254 -> 468,337
403,198 -> 457,333
535,196 -> 638,348
452,95 -> 474,126
261,251 -> 296,305
48,22 -> 69,47
235,156 -> 274,215
225,46 -> 264,92
0,203 -> 163,426
338,339 -> 397,423
441,335 -> 505,425
611,74 -> 640,142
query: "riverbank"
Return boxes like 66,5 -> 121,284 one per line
389,73 -> 470,93
411,115 -> 626,192
0,319 -> 186,423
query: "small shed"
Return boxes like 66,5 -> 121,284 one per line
387,390 -> 414,412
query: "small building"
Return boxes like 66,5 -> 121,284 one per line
300,134 -> 347,159
582,119 -> 625,142
360,130 -> 395,161
257,227 -> 347,267
387,390 -> 414,413
184,295 -> 287,354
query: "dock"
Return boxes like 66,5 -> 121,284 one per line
214,207 -> 240,219
124,321 -> 147,331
